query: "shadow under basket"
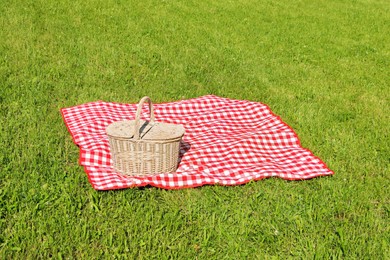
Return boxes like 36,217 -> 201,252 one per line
106,96 -> 185,176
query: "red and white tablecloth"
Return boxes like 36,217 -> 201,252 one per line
61,95 -> 333,190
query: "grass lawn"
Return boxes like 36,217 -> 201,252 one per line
1,0 -> 389,258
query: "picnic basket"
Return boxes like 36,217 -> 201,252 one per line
106,96 -> 185,176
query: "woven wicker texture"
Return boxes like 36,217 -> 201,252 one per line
106,97 -> 185,176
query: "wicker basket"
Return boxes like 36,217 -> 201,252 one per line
106,96 -> 185,176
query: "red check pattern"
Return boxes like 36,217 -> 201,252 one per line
61,95 -> 333,190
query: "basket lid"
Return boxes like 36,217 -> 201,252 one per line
106,97 -> 185,140
106,120 -> 185,140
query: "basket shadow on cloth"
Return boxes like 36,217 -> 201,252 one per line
178,140 -> 191,165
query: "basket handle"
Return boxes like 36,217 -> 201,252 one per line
134,96 -> 155,140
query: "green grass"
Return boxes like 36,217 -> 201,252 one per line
1,0 -> 389,258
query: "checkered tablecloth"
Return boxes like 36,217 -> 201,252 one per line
61,95 -> 333,190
